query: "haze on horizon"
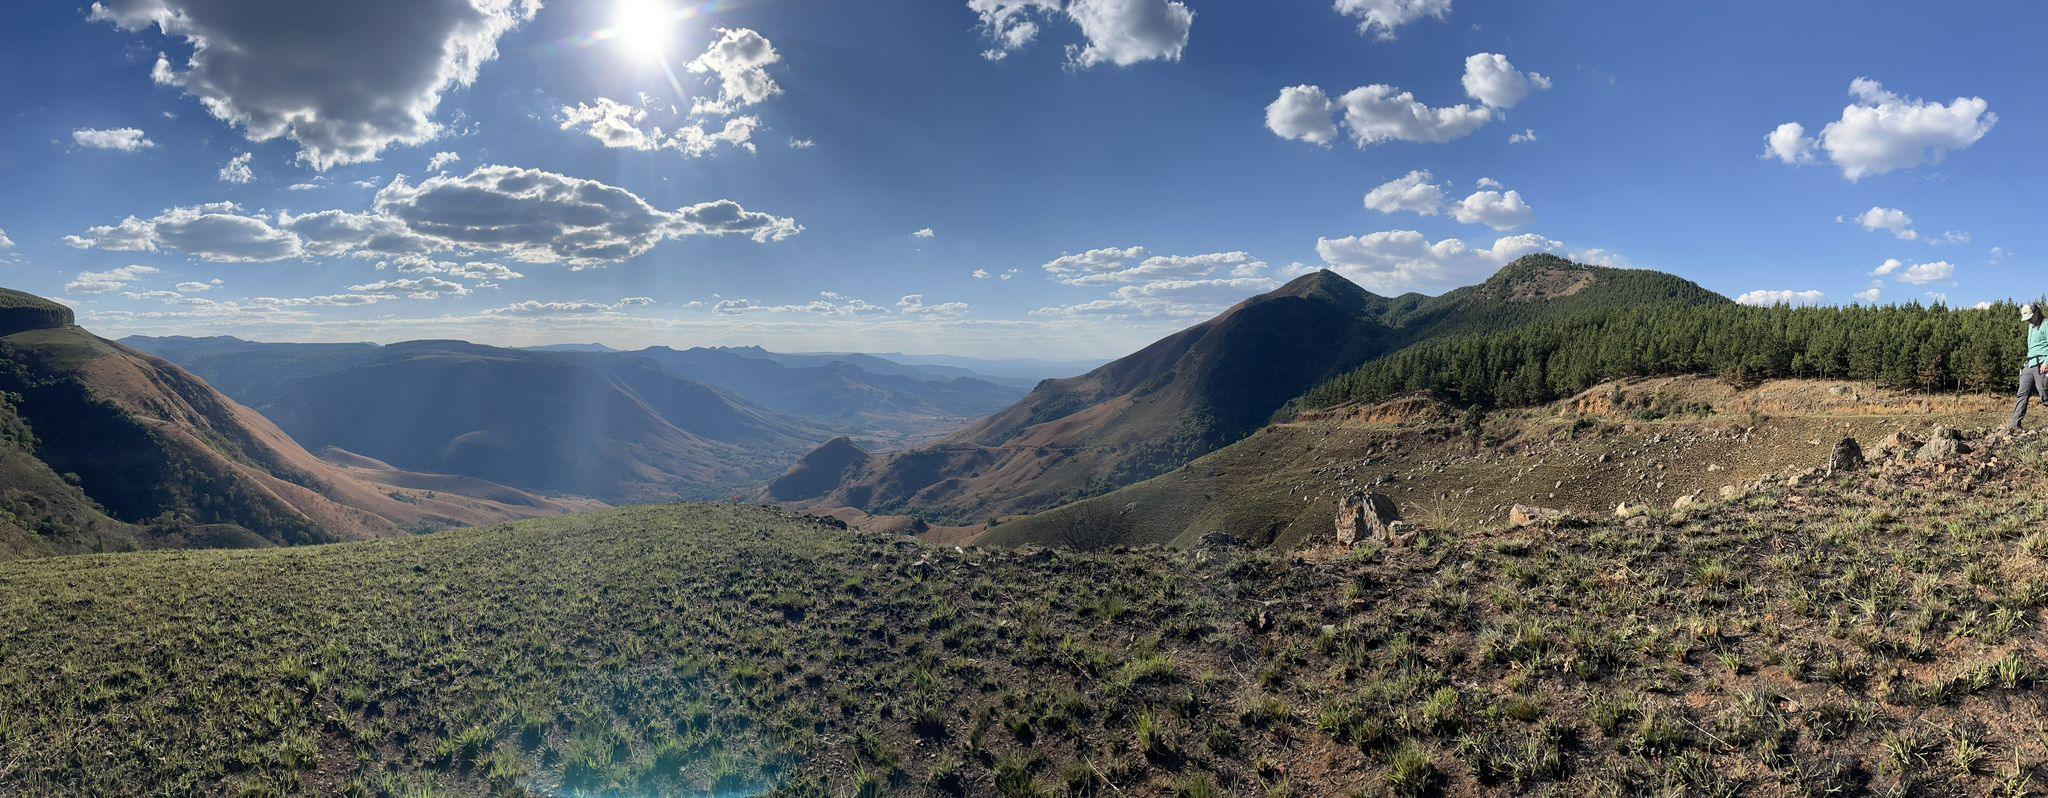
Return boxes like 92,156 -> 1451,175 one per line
0,0 -> 2037,359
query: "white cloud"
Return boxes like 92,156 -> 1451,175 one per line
1896,261 -> 1955,285
1473,177 -> 1503,190
1852,206 -> 1917,241
972,268 -> 992,279
91,0 -> 539,170
69,166 -> 798,267
1762,122 -> 1815,165
1333,0 -> 1450,41
1265,85 -> 1340,146
346,276 -> 471,299
426,151 -> 461,172
1734,289 -> 1825,307
969,0 -> 1192,68
1508,128 -> 1538,144
1313,229 -> 1560,293
69,202 -> 303,262
1768,78 -> 1996,180
66,265 -> 160,295
1451,188 -> 1532,230
1460,53 -> 1550,110
559,97 -> 760,157
897,294 -> 970,316
1990,246 -> 2010,263
217,152 -> 254,184
685,28 -> 782,116
174,279 -> 221,292
381,255 -> 523,285
368,166 -> 800,265
1363,170 -> 1447,216
1930,230 -> 1970,246
712,296 -> 891,316
0,229 -> 12,248
616,296 -> 655,307
1570,248 -> 1631,268
1871,258 -> 1903,276
787,138 -> 815,149
481,300 -> 617,316
1853,284 -> 1882,303
72,127 -> 156,151
1034,248 -> 1279,318
287,179 -> 326,191
1337,84 -> 1493,145
912,228 -> 936,239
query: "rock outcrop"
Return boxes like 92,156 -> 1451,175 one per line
1828,437 -> 1865,475
1335,491 -> 1401,545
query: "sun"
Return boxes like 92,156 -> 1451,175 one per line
610,0 -> 678,60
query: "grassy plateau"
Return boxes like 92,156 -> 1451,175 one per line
8,430 -> 2048,796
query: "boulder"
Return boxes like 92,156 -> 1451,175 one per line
1828,437 -> 1865,475
1614,501 -> 1649,519
1335,491 -> 1401,546
1672,493 -> 1706,511
1509,504 -> 1569,528
1915,428 -> 1971,462
1873,431 -> 1923,461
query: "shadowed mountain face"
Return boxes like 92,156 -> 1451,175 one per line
181,340 -> 826,502
775,256 -> 1730,523
0,289 -> 592,558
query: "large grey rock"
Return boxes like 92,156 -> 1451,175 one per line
1828,438 -> 1865,474
1335,491 -> 1401,545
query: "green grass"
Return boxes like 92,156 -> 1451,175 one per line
8,437 -> 2048,795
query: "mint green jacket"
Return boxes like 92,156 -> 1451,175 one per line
2031,322 -> 2048,368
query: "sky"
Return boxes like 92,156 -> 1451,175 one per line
0,0 -> 2040,359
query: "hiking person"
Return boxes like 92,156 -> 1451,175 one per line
2012,303 -> 2048,432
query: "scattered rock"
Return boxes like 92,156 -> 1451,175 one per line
1335,491 -> 1401,546
1915,430 -> 1971,463
1672,493 -> 1705,511
1509,504 -> 1570,528
1614,501 -> 1649,519
1828,438 -> 1865,475
1873,431 -> 1923,461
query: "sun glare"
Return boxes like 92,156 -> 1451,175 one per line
611,0 -> 678,60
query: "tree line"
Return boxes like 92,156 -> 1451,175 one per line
1301,301 -> 2044,410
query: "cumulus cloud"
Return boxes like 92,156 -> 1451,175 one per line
897,294 -> 970,315
1851,206 -> 1917,241
912,228 -> 936,239
711,296 -> 890,316
972,268 -> 992,279
787,137 -> 815,149
1451,189 -> 1533,230
1762,122 -> 1815,165
482,298 -> 652,316
1895,260 -> 1955,285
174,279 -> 222,292
217,152 -> 254,184
1870,258 -> 1903,277
969,0 -> 1192,68
426,151 -> 461,172
1853,283 -> 1882,303
66,265 -> 160,295
1363,170 -> 1447,216
1033,247 -> 1279,318
559,98 -> 760,157
72,127 -> 156,151
1460,53 -> 1550,110
0,229 -> 12,248
1735,289 -> 1826,307
68,202 -> 303,262
346,276 -> 470,299
380,254 -> 523,285
90,0 -> 539,170
1508,128 -> 1538,144
69,166 -> 799,267
1274,56 -> 1542,150
1312,229 -> 1560,293
1265,85 -> 1340,146
1767,78 -> 1996,180
685,28 -> 782,116
1334,0 -> 1450,41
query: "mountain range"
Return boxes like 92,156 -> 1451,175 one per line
0,289 -> 593,557
767,255 -> 1729,523
122,336 -> 1036,501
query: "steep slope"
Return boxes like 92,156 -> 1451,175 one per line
0,290 -> 591,558
253,341 -> 826,501
783,256 -> 1726,523
759,436 -> 872,502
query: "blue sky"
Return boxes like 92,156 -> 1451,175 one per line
0,0 -> 2038,358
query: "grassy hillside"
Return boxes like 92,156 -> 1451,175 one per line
13,440 -> 2048,795
785,257 -> 1727,524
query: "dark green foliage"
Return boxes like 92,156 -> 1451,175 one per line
1304,301 -> 2035,410
0,288 -> 74,337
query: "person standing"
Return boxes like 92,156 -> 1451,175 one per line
2011,303 -> 2048,432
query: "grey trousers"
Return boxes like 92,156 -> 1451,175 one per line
2015,366 -> 2048,430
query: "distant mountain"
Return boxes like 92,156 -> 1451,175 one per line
128,337 -> 1031,455
775,256 -> 1729,523
628,346 -> 1028,447
527,342 -> 620,353
134,339 -> 831,502
0,290 -> 592,558
855,352 -> 1104,383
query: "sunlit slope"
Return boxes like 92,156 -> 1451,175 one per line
15,443 -> 2048,795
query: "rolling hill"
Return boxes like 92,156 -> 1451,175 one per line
773,255 -> 1729,523
0,289 -> 594,558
